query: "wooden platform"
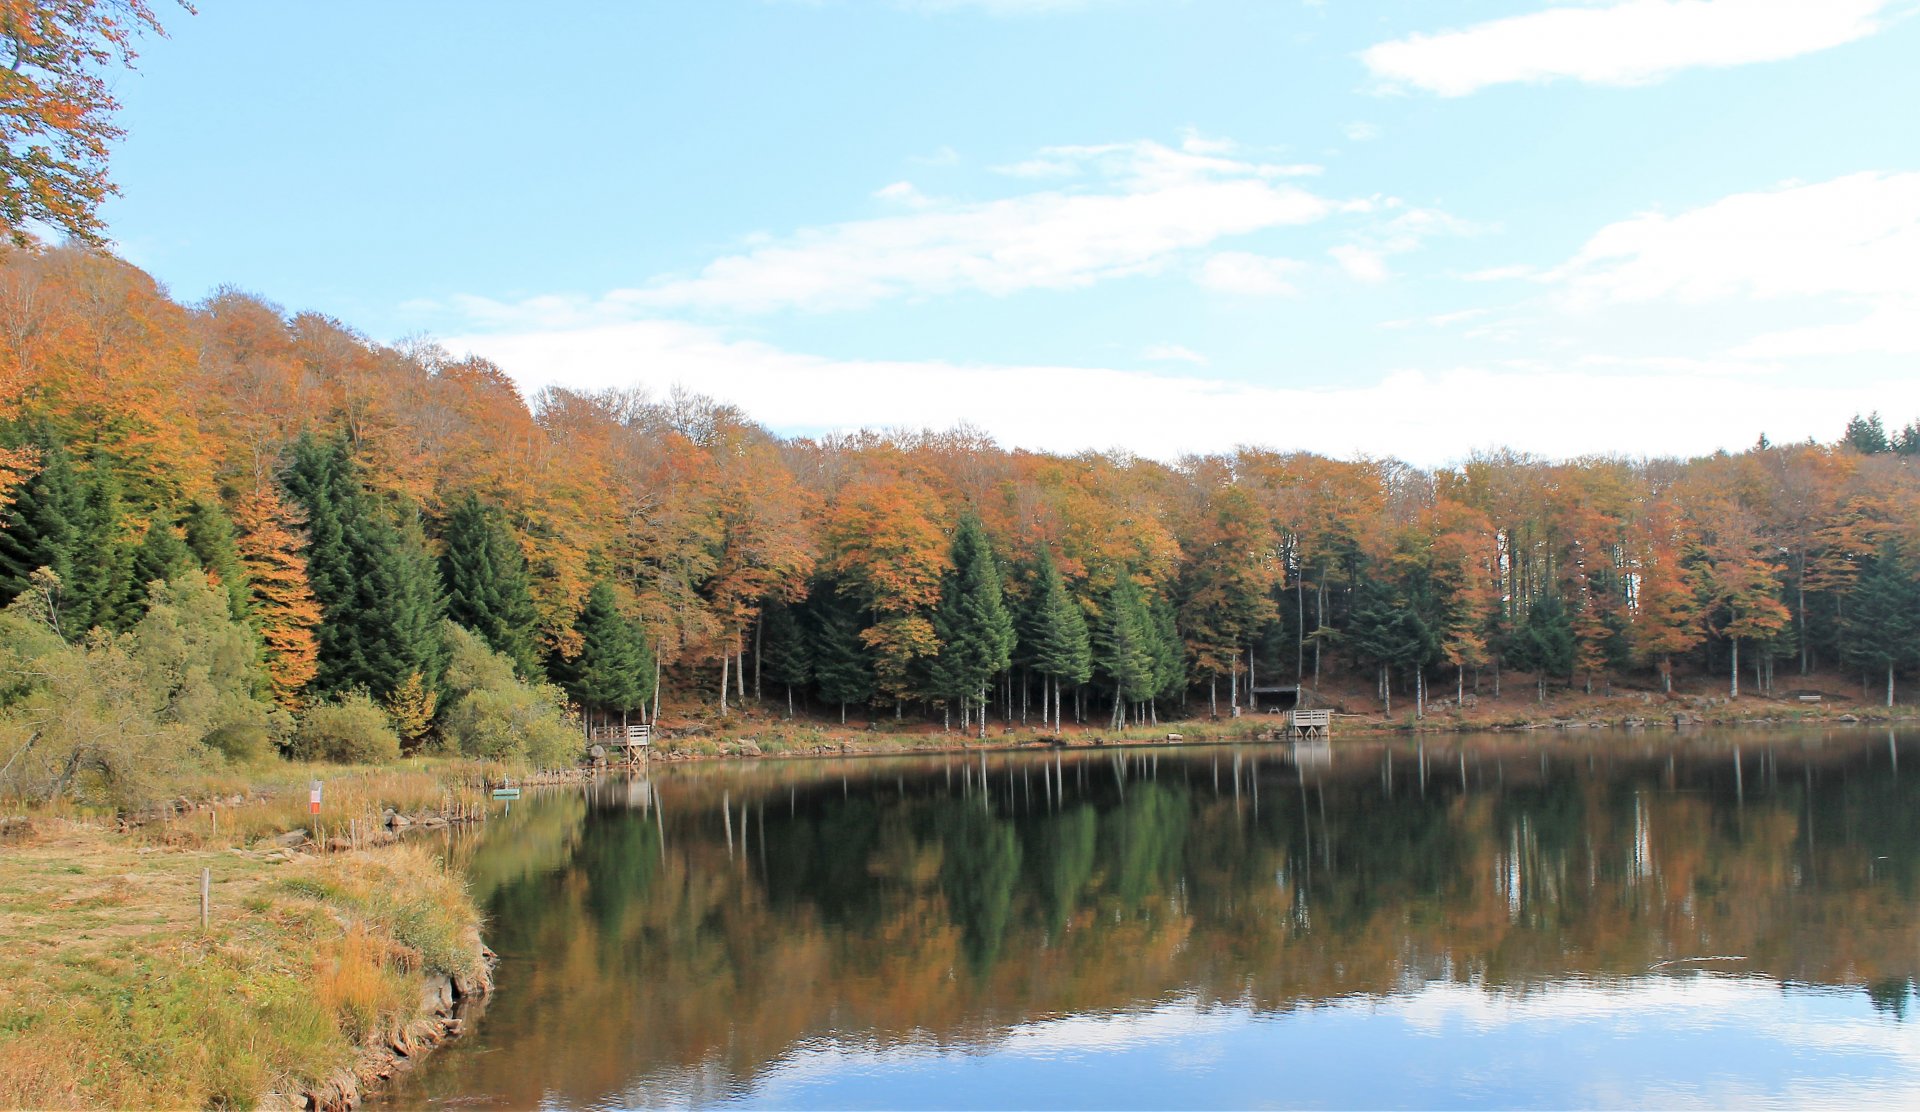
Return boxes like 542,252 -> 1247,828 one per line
1288,708 -> 1331,739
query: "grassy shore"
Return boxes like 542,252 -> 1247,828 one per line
0,767 -> 496,1110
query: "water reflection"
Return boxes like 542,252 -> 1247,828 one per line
391,729 -> 1920,1109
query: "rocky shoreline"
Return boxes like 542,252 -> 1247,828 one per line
293,961 -> 495,1112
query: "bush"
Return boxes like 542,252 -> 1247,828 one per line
292,693 -> 401,764
204,720 -> 274,764
439,623 -> 579,768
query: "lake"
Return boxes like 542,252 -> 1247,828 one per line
386,728 -> 1920,1109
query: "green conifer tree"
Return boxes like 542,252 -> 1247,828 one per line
1840,542 -> 1920,707
0,432 -> 82,617
1027,550 -> 1092,732
439,493 -> 543,679
1504,592 -> 1576,704
69,467 -> 133,633
282,434 -> 447,698
568,580 -> 653,722
809,586 -> 874,724
929,515 -> 1015,735
759,601 -> 813,718
180,497 -> 251,621
1095,573 -> 1156,728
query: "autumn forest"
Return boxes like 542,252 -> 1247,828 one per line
0,245 -> 1918,796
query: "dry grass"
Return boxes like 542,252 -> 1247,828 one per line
134,758 -> 504,851
0,822 -> 484,1110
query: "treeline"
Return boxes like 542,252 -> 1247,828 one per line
2,245 -> 1920,791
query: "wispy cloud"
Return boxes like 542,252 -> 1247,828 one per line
1196,252 -> 1304,297
1141,342 -> 1209,365
1363,0 -> 1895,97
1549,170 -> 1920,307
450,320 -> 1920,464
455,140 -> 1343,318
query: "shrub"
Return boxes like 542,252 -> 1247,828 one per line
292,693 -> 400,764
439,623 -> 578,768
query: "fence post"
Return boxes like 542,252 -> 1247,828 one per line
200,867 -> 210,932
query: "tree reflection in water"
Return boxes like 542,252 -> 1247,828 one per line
392,729 -> 1920,1108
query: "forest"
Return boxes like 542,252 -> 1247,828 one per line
1,244 -> 1919,800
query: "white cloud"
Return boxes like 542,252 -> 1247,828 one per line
873,180 -> 937,209
1328,205 -> 1482,284
449,319 -> 1920,465
1545,170 -> 1920,360
1330,244 -> 1390,283
470,140 -> 1338,317
1551,171 -> 1920,306
1344,121 -> 1380,142
1141,343 -> 1209,365
1363,0 -> 1895,97
1196,252 -> 1304,297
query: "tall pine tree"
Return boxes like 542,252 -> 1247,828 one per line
759,601 -> 813,718
809,585 -> 874,724
439,493 -> 542,680
568,580 -> 653,723
1027,550 -> 1091,733
282,434 -> 447,698
1841,542 -> 1920,706
1095,573 -> 1156,728
929,515 -> 1015,735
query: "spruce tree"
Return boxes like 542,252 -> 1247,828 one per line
129,516 -> 193,598
282,434 -> 448,698
181,497 -> 251,621
1028,550 -> 1092,732
439,493 -> 542,679
760,601 -> 813,718
568,580 -> 653,721
1504,592 -> 1575,703
69,467 -> 134,633
1095,573 -> 1156,727
0,433 -> 82,615
1148,592 -> 1185,712
929,515 -> 1015,734
809,586 -> 873,723
1840,542 -> 1920,706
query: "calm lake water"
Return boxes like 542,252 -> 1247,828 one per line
387,728 -> 1920,1109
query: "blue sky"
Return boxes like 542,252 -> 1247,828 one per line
102,0 -> 1920,463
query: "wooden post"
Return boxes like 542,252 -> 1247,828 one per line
200,868 -> 210,932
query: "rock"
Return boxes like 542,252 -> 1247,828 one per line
387,811 -> 411,829
325,836 -> 353,853
271,828 -> 309,849
736,740 -> 762,757
420,973 -> 455,1015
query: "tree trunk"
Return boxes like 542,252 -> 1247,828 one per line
737,649 -> 747,703
1210,675 -> 1218,718
651,647 -> 662,724
1890,663 -> 1897,709
1382,665 -> 1391,716
1730,638 -> 1740,699
1296,573 -> 1305,681
786,683 -> 794,719
1798,577 -> 1809,676
720,652 -> 729,715
1661,654 -> 1672,694
840,701 -> 846,725
980,685 -> 989,739
754,615 -> 763,700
